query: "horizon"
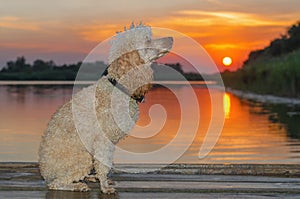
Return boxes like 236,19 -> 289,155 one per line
1,0 -> 300,73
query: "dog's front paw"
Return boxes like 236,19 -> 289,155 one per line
85,175 -> 98,182
107,178 -> 116,185
101,186 -> 116,194
74,182 -> 91,192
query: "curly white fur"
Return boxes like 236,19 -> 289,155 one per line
109,24 -> 152,65
38,24 -> 173,194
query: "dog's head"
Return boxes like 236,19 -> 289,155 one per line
108,24 -> 173,66
106,24 -> 173,100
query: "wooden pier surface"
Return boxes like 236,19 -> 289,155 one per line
1,163 -> 300,198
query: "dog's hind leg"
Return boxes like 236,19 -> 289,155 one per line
47,164 -> 92,192
49,180 -> 90,192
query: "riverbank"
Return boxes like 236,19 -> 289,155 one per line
1,163 -> 300,198
226,88 -> 300,105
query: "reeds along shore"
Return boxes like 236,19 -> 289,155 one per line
222,49 -> 300,98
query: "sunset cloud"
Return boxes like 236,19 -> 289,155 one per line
0,16 -> 40,31
205,43 -> 241,50
174,10 -> 291,27
77,24 -> 120,42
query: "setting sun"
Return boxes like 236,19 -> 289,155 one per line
222,57 -> 232,66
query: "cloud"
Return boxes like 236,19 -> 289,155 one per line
175,10 -> 290,27
204,40 -> 269,51
205,43 -> 241,50
76,24 -> 121,42
0,16 -> 40,31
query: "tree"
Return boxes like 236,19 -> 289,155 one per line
287,21 -> 300,51
268,38 -> 286,56
33,59 -> 50,71
5,56 -> 30,72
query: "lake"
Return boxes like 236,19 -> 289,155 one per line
0,81 -> 299,164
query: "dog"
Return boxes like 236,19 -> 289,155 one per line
38,24 -> 173,194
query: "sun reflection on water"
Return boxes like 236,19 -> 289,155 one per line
223,93 -> 231,119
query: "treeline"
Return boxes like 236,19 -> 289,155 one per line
0,57 -> 85,80
244,21 -> 300,64
0,57 -> 204,81
222,21 -> 300,98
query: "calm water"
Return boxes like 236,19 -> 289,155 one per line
0,82 -> 300,164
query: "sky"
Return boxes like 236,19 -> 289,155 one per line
1,0 -> 300,72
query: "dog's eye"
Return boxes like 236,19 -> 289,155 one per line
145,36 -> 151,42
145,39 -> 151,46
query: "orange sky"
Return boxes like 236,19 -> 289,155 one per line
0,0 -> 300,73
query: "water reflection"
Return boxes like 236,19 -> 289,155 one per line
265,103 -> 300,139
116,86 -> 300,164
0,84 -> 299,164
46,190 -> 119,199
0,85 -> 73,162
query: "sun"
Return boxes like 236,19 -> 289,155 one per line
222,57 -> 232,66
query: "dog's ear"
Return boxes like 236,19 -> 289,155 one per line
107,50 -> 145,80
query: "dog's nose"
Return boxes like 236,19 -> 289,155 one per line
167,37 -> 173,43
159,37 -> 173,53
165,37 -> 173,50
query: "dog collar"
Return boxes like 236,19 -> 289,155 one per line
102,67 -> 145,103
106,76 -> 145,103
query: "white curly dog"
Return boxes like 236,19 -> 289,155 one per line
39,24 -> 173,194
